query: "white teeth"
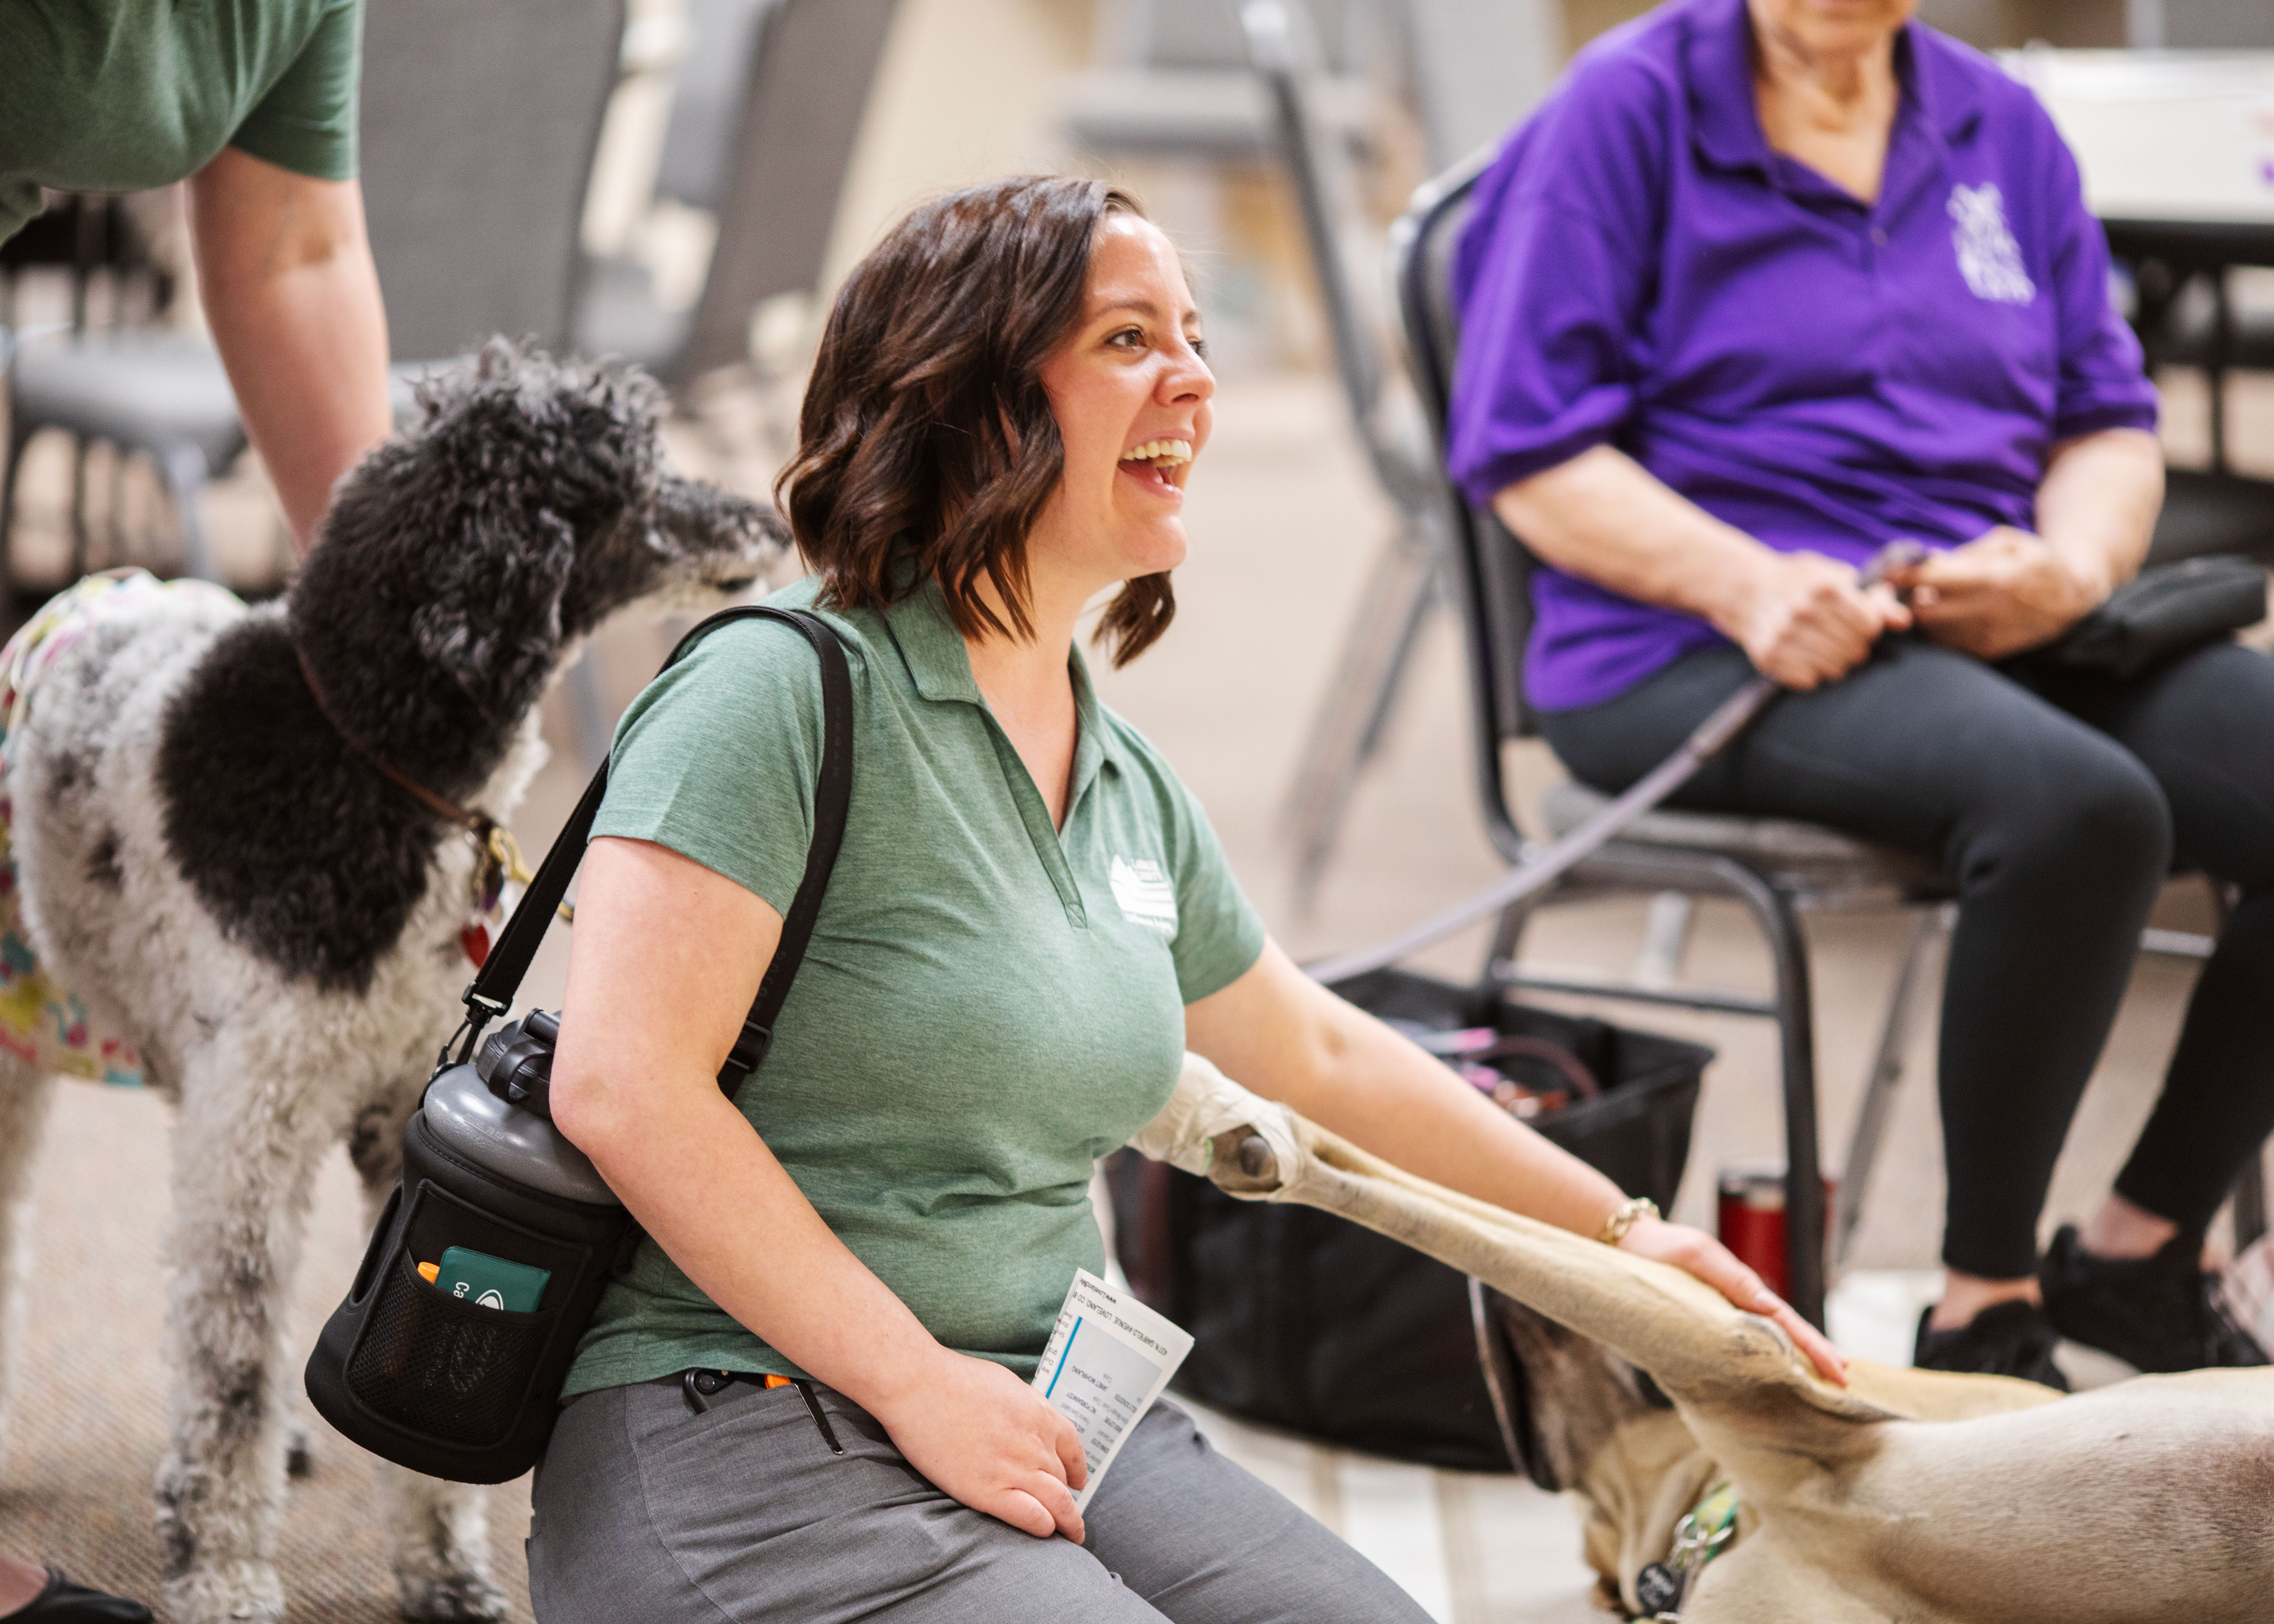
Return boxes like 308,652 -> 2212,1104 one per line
1119,438 -> 1193,465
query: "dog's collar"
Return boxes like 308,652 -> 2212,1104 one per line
294,642 -> 554,954
293,643 -> 496,840
1634,1482 -> 1739,1620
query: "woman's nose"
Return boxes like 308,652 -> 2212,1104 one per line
1161,339 -> 1215,404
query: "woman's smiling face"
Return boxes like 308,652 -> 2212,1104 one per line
1030,211 -> 1214,596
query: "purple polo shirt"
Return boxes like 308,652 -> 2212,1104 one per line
1447,0 -> 2158,712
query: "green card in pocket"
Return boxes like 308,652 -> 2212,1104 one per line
433,1246 -> 551,1313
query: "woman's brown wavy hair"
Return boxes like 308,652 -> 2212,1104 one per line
775,176 -> 1175,667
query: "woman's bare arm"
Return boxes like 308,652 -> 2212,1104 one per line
1182,942 -> 1847,1381
1494,445 -> 1908,689
549,836 -> 1087,1540
187,147 -> 393,554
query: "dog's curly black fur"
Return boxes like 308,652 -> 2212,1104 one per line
156,343 -> 780,992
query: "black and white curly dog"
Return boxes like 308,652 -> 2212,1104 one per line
0,343 -> 784,1622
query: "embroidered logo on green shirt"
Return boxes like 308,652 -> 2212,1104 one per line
1109,855 -> 1179,935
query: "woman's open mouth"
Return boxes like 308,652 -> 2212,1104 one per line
1118,438 -> 1193,494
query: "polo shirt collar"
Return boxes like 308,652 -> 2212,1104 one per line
1685,0 -> 1980,177
1067,642 -> 1117,805
880,576 -> 985,705
878,572 -> 1122,792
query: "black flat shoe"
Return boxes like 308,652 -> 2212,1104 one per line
1912,1299 -> 2070,1390
2039,1224 -> 2269,1374
0,1570 -> 152,1623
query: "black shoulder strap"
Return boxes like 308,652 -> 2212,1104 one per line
457,605 -> 853,1097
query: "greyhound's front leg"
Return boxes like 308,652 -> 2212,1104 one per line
351,1091 -> 508,1623
155,1059 -> 333,1624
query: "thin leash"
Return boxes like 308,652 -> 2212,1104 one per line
1303,542 -> 1923,985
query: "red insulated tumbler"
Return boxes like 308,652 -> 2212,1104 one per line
1717,1163 -> 1833,1302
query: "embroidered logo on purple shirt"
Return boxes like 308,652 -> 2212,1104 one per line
1948,183 -> 2037,304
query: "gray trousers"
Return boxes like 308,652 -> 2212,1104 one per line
526,1376 -> 1433,1623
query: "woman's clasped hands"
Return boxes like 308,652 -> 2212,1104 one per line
1729,527 -> 2112,689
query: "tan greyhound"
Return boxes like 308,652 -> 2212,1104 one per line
1132,1055 -> 2274,1624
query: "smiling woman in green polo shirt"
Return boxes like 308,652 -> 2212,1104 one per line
534,176 -> 1844,1624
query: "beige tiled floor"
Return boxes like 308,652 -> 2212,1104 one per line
3,365 -> 2270,1620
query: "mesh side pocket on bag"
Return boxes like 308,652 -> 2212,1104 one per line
344,1253 -> 556,1446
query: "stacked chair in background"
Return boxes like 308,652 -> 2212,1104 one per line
0,0 -> 896,769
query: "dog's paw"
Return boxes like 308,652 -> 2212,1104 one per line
398,1571 -> 510,1621
164,1558 -> 286,1624
285,1423 -> 314,1480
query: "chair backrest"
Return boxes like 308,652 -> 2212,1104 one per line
1401,0 -> 1561,171
359,0 -> 627,363
673,0 -> 899,384
652,0 -> 783,214
1392,149 -> 1536,861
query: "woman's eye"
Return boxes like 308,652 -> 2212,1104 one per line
1105,326 -> 1145,351
1191,335 -> 1209,359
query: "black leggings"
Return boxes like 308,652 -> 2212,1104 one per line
1540,635 -> 2274,1280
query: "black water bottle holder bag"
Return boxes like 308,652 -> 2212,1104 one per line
305,605 -> 852,1484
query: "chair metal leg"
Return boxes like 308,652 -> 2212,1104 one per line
68,435 -> 90,579
1832,904 -> 1950,1269
160,444 -> 218,582
0,421 -> 29,605
1633,891 -> 1693,989
1488,891 -> 1544,971
1278,515 -> 1441,910
1724,868 -> 1827,1328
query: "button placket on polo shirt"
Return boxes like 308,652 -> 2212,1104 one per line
976,710 -> 1094,930
878,580 -> 1100,929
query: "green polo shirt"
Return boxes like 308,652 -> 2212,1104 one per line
561,576 -> 1267,1395
0,0 -> 362,246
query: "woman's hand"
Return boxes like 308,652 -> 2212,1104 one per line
1887,527 -> 2106,661
873,1349 -> 1089,1542
1725,549 -> 1912,690
1618,1215 -> 1848,1384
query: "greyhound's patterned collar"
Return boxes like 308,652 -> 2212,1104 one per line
1635,1482 -> 1739,1620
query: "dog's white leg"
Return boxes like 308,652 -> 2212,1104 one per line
153,1059 -> 333,1624
372,1455 -> 504,1624
349,1099 -> 508,1623
0,1055 -> 54,1477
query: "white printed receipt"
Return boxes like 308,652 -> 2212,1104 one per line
1030,1269 -> 1194,1510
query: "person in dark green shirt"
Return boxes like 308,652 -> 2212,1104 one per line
0,0 -> 391,556
530,176 -> 1847,1623
0,7 -> 389,1617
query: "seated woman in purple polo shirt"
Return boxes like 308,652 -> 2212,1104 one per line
1450,0 -> 2274,1387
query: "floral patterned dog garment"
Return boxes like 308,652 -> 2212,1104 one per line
0,569 -> 244,1086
